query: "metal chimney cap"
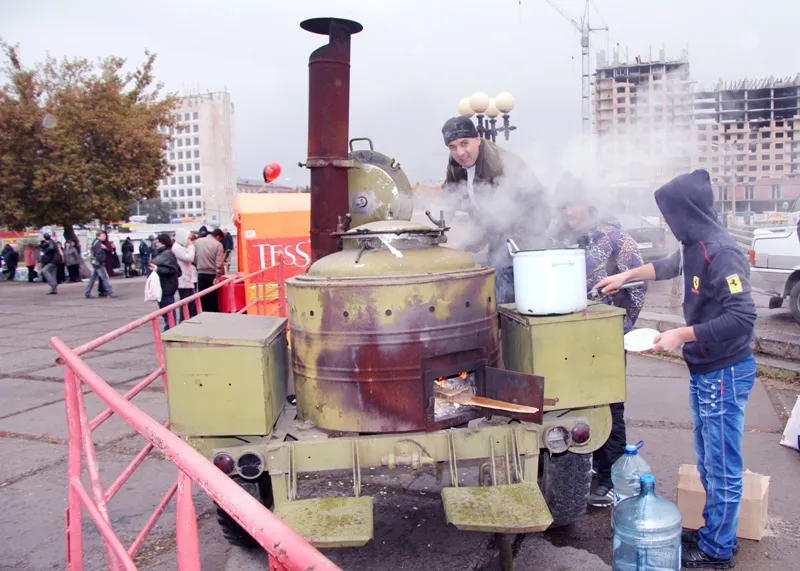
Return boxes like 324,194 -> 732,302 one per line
300,17 -> 363,35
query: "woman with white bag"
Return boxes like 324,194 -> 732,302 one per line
147,233 -> 182,331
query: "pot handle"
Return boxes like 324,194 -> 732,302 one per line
550,258 -> 575,266
506,238 -> 520,255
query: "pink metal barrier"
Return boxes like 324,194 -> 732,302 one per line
225,259 -> 287,317
53,265 -> 339,571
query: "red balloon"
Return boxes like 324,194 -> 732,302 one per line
263,163 -> 282,183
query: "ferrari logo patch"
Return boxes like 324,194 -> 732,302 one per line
691,276 -> 700,294
726,274 -> 743,294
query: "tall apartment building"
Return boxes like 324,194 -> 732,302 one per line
593,50 -> 693,180
693,76 -> 800,185
157,92 -> 236,226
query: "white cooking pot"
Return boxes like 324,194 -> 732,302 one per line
507,239 -> 587,316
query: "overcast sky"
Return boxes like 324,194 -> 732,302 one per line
4,0 -> 798,188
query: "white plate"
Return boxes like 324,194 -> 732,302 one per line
624,328 -> 660,352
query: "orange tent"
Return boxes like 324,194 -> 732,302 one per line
232,193 -> 310,315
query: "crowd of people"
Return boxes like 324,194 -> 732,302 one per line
2,235 -> 88,289
0,226 -> 235,306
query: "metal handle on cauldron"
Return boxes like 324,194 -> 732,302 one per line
588,280 -> 646,299
349,137 -> 374,152
506,238 -> 520,255
425,210 -> 447,229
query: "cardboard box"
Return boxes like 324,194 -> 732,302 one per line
676,464 -> 770,541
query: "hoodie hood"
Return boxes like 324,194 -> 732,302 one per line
654,169 -> 721,244
174,228 -> 189,247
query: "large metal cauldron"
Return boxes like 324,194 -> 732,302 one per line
286,219 -> 500,433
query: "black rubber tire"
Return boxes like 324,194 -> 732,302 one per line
790,281 -> 800,326
216,475 -> 274,549
539,451 -> 592,528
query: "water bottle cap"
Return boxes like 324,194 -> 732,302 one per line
623,440 -> 644,454
640,473 -> 656,485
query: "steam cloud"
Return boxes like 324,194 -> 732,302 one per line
413,65 -> 693,250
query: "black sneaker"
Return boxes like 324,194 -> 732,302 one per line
587,484 -> 615,508
681,544 -> 735,569
682,529 -> 739,554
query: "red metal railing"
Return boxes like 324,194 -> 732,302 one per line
53,266 -> 340,571
225,259 -> 287,317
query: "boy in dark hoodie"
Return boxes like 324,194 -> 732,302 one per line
595,169 -> 756,569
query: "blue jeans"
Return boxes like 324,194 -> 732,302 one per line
158,294 -> 176,331
689,355 -> 756,560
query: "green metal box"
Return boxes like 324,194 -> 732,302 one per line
498,302 -> 626,410
162,312 -> 288,436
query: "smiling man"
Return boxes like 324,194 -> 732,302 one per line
594,169 -> 757,569
440,116 -> 549,304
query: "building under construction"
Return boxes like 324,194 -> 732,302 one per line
592,49 -> 693,180
693,75 -> 800,184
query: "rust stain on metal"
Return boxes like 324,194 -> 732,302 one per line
290,269 -> 500,433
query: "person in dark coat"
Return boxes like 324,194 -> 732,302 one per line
104,239 -> 118,277
220,228 -> 235,272
40,234 -> 62,294
139,237 -> 153,276
2,243 -> 19,281
149,233 -> 182,330
121,237 -> 135,278
56,241 -> 67,284
85,231 -> 115,298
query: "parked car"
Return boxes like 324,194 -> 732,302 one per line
615,214 -> 669,264
749,225 -> 800,324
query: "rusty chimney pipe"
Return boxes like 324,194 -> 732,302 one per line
300,17 -> 363,263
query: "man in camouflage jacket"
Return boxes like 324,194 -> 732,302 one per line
551,174 -> 647,508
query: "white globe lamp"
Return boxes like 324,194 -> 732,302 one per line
457,98 -> 474,117
495,92 -> 515,114
485,98 -> 500,118
469,92 -> 490,114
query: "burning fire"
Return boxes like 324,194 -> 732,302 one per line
434,371 -> 469,387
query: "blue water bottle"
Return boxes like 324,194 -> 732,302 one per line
611,473 -> 682,571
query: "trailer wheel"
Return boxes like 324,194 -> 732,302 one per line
216,475 -> 274,548
790,282 -> 800,326
539,451 -> 591,528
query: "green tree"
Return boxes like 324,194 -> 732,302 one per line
129,198 -> 173,223
0,41 -> 177,244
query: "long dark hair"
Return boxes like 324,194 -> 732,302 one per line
156,233 -> 173,249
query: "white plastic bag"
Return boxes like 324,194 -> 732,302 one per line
144,271 -> 162,303
780,395 -> 800,452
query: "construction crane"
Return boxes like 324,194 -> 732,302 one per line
544,0 -> 608,135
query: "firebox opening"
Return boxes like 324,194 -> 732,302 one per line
433,370 -> 477,421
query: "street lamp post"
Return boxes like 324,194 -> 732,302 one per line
457,92 -> 517,143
